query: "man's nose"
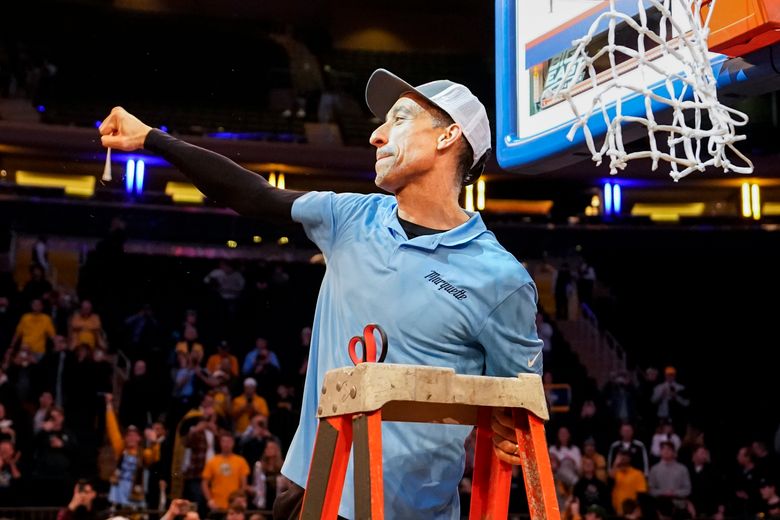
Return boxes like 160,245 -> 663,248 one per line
370,122 -> 389,147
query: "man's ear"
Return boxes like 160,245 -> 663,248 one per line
436,123 -> 463,152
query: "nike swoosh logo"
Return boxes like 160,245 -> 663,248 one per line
528,349 -> 543,368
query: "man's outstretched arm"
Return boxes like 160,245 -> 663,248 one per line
99,107 -> 305,221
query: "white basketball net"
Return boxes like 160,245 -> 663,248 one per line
551,0 -> 753,180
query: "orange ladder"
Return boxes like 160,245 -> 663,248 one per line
299,363 -> 561,520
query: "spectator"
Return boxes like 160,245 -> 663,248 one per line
124,303 -> 160,358
582,437 -> 608,483
688,446 -> 723,517
172,351 -> 198,423
69,299 -> 104,350
550,426 -> 582,474
242,337 -> 280,375
32,235 -> 50,273
573,457 -> 611,510
650,419 -> 682,461
0,439 -> 21,505
609,449 -> 647,515
33,390 -> 54,433
105,393 -> 161,508
175,325 -> 204,360
753,440 -> 779,481
47,291 -> 75,337
0,403 -> 14,442
119,360 -> 156,431
206,341 -> 239,377
258,439 -> 284,507
35,334 -> 72,407
231,378 -> 270,435
239,413 -> 279,467
574,400 -> 608,450
9,298 -> 55,358
603,371 -> 638,426
147,421 -> 172,510
170,395 -> 217,500
57,480 -> 98,520
7,343 -> 38,405
32,406 -> 76,505
227,504 -> 246,520
245,342 -> 282,401
202,431 -> 250,512
648,441 -> 691,514
270,384 -> 299,453
758,478 -> 780,519
160,498 -> 201,520
204,260 -> 245,303
733,445 -> 762,517
650,366 -> 689,427
21,264 -> 52,305
0,295 -> 17,354
607,423 -> 649,475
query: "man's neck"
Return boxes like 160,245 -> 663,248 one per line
395,180 -> 468,231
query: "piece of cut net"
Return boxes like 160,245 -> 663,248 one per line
548,0 -> 753,180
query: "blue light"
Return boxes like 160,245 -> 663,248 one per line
94,120 -> 102,128
37,105 -> 45,113
613,184 -> 622,214
160,125 -> 168,133
603,183 -> 613,215
135,160 -> 145,194
125,159 -> 135,194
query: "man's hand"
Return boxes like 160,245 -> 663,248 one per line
98,107 -> 153,151
491,408 -> 521,465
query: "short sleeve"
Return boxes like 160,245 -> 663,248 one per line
476,283 -> 544,378
239,457 -> 251,479
202,458 -> 214,479
290,191 -> 368,256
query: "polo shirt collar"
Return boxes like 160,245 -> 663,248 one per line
382,200 -> 487,250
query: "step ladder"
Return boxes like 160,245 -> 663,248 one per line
300,362 -> 561,520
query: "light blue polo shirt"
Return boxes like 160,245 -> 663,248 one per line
282,192 -> 543,519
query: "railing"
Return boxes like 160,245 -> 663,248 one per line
0,508 -> 275,520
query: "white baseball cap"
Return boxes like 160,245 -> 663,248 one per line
365,68 -> 492,173
243,377 -> 257,387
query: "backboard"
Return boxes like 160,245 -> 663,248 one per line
495,0 -> 780,174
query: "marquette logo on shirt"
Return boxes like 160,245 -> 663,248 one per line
424,270 -> 468,300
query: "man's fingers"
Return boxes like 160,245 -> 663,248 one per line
491,440 -> 522,465
491,407 -> 515,429
101,134 -> 131,151
491,409 -> 516,440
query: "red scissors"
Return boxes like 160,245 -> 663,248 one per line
348,324 -> 388,364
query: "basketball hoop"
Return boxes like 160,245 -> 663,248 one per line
549,0 -> 753,180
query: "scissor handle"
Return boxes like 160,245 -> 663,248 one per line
348,323 -> 388,364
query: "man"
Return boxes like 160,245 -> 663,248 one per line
119,360 -> 156,428
651,366 -> 689,426
201,431 -> 250,512
648,441 -> 691,513
9,298 -> 55,358
57,480 -> 98,520
758,478 -> 780,518
231,378 -> 270,435
573,457 -> 611,510
99,68 -> 542,519
607,422 -> 649,475
610,449 -> 647,515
